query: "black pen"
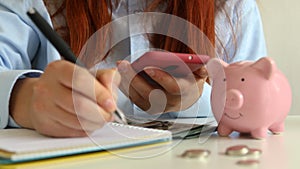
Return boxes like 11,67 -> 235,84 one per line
27,8 -> 127,125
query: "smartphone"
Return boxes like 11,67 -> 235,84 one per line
131,51 -> 210,76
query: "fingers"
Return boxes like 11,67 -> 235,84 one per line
143,67 -> 198,95
53,84 -> 113,124
127,86 -> 151,111
30,60 -> 119,137
50,105 -> 103,133
117,60 -> 155,100
31,95 -> 91,138
31,82 -> 109,136
193,65 -> 208,79
45,60 -> 116,113
36,120 -> 89,138
96,68 -> 121,91
96,68 -> 121,101
116,60 -> 207,114
118,60 -> 168,112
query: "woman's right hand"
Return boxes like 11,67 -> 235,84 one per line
9,60 -> 120,137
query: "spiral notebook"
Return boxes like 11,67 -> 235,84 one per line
0,123 -> 172,164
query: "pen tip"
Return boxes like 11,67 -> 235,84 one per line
27,7 -> 36,14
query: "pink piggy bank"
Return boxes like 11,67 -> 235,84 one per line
206,57 -> 292,139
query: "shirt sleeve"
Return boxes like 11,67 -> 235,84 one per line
219,0 -> 268,63
0,0 -> 56,128
0,70 -> 43,128
233,0 -> 267,63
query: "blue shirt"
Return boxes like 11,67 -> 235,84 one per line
0,0 -> 267,128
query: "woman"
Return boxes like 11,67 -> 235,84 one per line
0,0 -> 267,137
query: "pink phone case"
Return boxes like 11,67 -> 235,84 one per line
131,51 -> 210,76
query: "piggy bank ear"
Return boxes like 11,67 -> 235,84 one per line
206,58 -> 228,83
251,57 -> 276,80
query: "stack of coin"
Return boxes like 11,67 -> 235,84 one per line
247,148 -> 262,157
225,145 -> 262,157
180,149 -> 211,161
225,145 -> 250,156
179,145 -> 262,166
225,145 -> 262,166
236,159 -> 260,166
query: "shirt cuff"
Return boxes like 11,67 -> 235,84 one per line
8,115 -> 21,128
0,70 -> 42,129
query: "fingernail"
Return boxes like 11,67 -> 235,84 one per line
118,62 -> 128,73
104,99 -> 115,111
144,69 -> 155,77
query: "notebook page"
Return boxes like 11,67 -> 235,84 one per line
0,123 -> 171,162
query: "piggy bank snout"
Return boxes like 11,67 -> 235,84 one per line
225,89 -> 244,110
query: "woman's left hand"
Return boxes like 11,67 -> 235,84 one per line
117,60 -> 208,114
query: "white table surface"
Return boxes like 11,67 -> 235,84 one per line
2,115 -> 300,169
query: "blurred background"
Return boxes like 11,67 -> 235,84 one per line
258,0 -> 299,115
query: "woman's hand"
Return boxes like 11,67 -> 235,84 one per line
117,60 -> 207,114
10,60 -> 121,137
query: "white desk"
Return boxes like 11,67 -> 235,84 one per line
2,115 -> 300,169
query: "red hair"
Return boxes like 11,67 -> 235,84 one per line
147,0 -> 215,56
63,0 -> 219,67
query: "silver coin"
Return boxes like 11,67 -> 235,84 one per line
225,145 -> 249,156
236,159 -> 260,166
181,149 -> 211,159
247,148 -> 262,157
